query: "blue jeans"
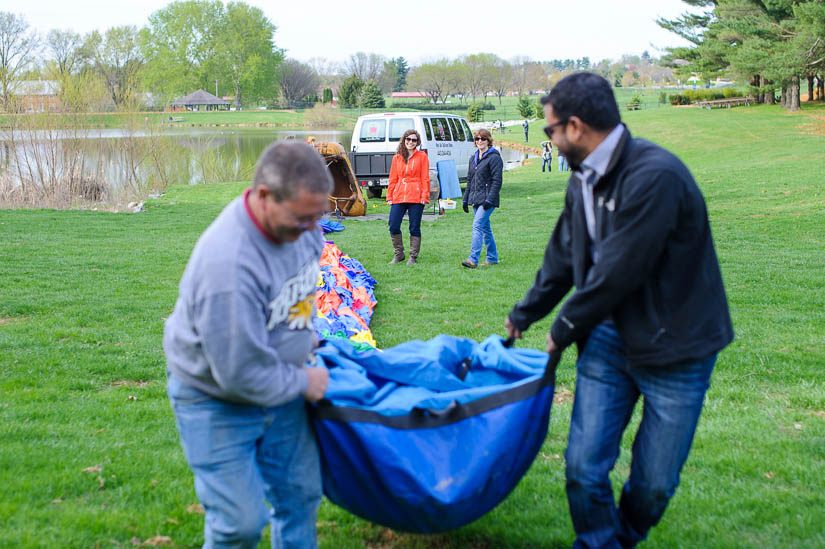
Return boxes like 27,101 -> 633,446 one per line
168,374 -> 322,549
559,155 -> 569,172
468,204 -> 498,264
565,322 -> 716,549
388,203 -> 425,237
542,157 -> 552,172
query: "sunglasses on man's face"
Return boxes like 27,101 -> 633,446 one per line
405,137 -> 418,143
544,120 -> 568,139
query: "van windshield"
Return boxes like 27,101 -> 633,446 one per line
388,118 -> 415,141
359,120 -> 386,142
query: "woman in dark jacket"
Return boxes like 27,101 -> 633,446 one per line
461,129 -> 503,268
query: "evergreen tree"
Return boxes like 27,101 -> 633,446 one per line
360,80 -> 385,108
338,75 -> 363,107
517,94 -> 534,118
394,56 -> 409,92
322,87 -> 333,103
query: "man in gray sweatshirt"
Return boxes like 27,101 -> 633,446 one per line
164,142 -> 332,548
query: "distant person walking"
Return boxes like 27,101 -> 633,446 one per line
461,129 -> 502,268
523,119 -> 529,142
387,129 -> 430,265
558,149 -> 570,172
506,72 -> 733,549
541,141 -> 553,173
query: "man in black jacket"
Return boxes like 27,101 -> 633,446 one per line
506,73 -> 733,548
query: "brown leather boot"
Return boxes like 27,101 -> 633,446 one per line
407,236 -> 421,264
390,233 -> 405,263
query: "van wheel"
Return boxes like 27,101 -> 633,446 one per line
367,188 -> 383,199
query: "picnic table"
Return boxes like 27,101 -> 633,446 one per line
696,97 -> 751,109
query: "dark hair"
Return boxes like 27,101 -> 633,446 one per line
473,129 -> 493,146
396,129 -> 422,162
252,142 -> 332,201
541,73 -> 620,131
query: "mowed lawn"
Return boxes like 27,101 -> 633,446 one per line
1,103 -> 823,548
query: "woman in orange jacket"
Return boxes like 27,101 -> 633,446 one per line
386,129 -> 430,264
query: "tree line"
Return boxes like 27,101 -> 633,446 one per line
1,2 -> 678,114
658,0 -> 825,111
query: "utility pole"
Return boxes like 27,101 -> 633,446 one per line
215,79 -> 219,97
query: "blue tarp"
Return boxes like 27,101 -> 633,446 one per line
436,159 -> 462,199
311,335 -> 555,533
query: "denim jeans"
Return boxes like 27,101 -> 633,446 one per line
467,204 -> 498,264
542,158 -> 552,172
559,155 -> 569,172
168,374 -> 321,549
388,203 -> 425,237
565,322 -> 716,549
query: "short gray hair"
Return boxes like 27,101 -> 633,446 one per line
252,142 -> 333,201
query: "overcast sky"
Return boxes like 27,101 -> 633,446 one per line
15,0 -> 695,64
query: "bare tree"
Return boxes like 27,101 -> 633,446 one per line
408,59 -> 453,104
346,51 -> 385,82
46,29 -> 83,76
280,58 -> 319,104
0,12 -> 40,111
489,57 -> 512,104
460,53 -> 497,102
84,26 -> 144,109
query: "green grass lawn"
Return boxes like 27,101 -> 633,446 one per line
1,103 -> 824,547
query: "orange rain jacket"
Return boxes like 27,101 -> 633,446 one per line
387,150 -> 430,205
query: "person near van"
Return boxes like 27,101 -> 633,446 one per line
505,73 -> 733,548
164,142 -> 332,548
541,141 -> 553,173
387,129 -> 430,265
523,119 -> 529,142
461,129 -> 502,268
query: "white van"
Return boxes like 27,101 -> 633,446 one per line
349,112 -> 477,199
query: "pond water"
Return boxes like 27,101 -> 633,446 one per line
0,127 -> 533,191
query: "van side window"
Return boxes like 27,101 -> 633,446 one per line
461,119 -> 474,142
448,118 -> 464,141
430,118 -> 452,141
423,118 -> 432,141
388,118 -> 415,142
359,120 -> 386,142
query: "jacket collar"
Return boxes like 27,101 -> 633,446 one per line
600,124 -> 631,184
569,124 -> 631,188
474,146 -> 499,164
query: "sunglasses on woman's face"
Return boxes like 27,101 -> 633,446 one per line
405,137 -> 418,143
474,137 -> 486,142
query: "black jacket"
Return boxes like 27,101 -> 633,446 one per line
509,127 -> 733,366
463,148 -> 503,207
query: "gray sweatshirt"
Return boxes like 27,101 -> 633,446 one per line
163,191 -> 323,407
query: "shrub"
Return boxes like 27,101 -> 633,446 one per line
390,102 -> 494,111
304,103 -> 340,127
467,102 -> 485,122
360,81 -> 385,108
517,95 -> 534,118
534,100 -> 544,119
626,92 -> 643,111
659,91 -> 668,104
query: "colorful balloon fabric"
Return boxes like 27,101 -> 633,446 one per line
314,230 -> 378,350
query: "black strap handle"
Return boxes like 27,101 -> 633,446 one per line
411,400 -> 458,418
